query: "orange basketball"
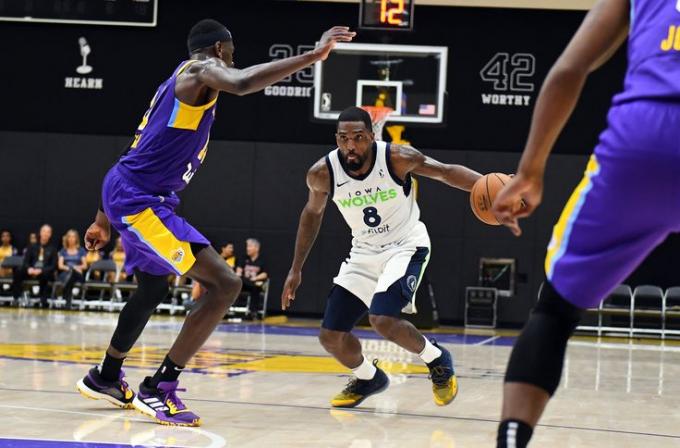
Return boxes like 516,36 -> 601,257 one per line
470,173 -> 513,225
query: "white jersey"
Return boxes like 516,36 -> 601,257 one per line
326,141 -> 422,248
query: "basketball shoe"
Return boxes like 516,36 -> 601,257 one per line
132,378 -> 201,427
426,340 -> 458,406
331,360 -> 389,408
76,366 -> 135,409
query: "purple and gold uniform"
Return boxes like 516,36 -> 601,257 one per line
545,0 -> 680,308
102,60 -> 214,276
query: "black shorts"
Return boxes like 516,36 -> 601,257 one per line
321,281 -> 413,332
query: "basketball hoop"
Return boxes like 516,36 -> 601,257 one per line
361,106 -> 393,142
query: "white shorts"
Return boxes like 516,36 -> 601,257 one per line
333,221 -> 431,313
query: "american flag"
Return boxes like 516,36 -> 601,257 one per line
419,104 -> 436,115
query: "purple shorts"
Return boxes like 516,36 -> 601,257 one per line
102,165 -> 209,276
545,101 -> 680,309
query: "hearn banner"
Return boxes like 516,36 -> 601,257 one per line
0,0 -> 625,154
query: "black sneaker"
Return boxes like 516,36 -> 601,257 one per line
426,340 -> 458,406
330,360 -> 389,408
76,366 -> 135,409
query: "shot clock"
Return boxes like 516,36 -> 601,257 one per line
359,0 -> 415,31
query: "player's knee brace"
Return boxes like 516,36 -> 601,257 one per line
504,281 -> 584,396
110,270 -> 169,353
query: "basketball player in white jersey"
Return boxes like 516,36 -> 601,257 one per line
282,107 -> 482,407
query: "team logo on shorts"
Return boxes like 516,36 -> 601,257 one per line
171,248 -> 185,264
407,275 -> 417,292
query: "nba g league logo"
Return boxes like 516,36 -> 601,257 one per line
64,37 -> 104,90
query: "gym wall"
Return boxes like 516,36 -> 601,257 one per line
1,0 -> 677,325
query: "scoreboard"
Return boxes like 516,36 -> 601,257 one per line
359,0 -> 415,31
0,0 -> 157,27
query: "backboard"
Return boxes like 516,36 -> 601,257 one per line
313,42 -> 448,124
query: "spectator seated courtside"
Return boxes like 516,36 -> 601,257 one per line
235,238 -> 269,319
56,229 -> 88,309
12,224 -> 57,308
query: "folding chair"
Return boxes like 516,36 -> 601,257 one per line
51,270 -> 85,309
169,276 -> 192,314
0,255 -> 22,304
258,279 -> 270,319
600,284 -> 633,336
631,285 -> 664,337
663,287 -> 680,336
110,269 -> 137,312
79,259 -> 117,310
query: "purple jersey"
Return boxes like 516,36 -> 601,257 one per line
613,0 -> 680,104
117,60 -> 216,194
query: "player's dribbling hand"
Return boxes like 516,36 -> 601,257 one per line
85,209 -> 111,251
492,172 -> 543,237
281,270 -> 302,310
85,222 -> 110,250
84,222 -> 110,251
314,26 -> 356,61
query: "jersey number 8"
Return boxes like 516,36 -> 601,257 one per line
363,207 -> 382,227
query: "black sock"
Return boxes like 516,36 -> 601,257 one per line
99,352 -> 125,382
147,355 -> 184,388
497,420 -> 533,448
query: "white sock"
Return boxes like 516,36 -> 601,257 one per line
419,338 -> 442,364
352,356 -> 377,380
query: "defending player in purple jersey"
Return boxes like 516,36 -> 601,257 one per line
492,0 -> 680,446
75,19 -> 355,427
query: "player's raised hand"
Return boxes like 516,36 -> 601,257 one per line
314,26 -> 356,61
492,172 -> 543,237
281,269 -> 302,310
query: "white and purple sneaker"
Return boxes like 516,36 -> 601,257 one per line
76,367 -> 135,409
132,379 -> 201,427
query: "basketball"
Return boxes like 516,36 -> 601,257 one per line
470,173 -> 513,225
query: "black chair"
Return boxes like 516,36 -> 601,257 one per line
79,259 -> 118,310
0,256 -> 23,303
229,279 -> 270,320
51,270 -> 85,308
110,270 -> 138,311
170,276 -> 193,314
600,284 -> 633,336
663,287 -> 680,335
632,285 -> 664,336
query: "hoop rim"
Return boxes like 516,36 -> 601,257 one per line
360,105 -> 394,123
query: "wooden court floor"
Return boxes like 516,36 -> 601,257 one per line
1,308 -> 679,447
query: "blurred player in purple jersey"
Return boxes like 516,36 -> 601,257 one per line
75,19 -> 355,427
492,0 -> 680,446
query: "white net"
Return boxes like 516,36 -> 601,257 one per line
361,106 -> 393,142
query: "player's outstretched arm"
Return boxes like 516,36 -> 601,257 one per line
281,159 -> 331,310
389,144 -> 482,192
492,0 -> 629,236
198,26 -> 355,96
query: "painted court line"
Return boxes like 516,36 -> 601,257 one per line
474,335 -> 500,346
0,405 -> 227,448
0,404 -> 148,422
2,389 -> 678,442
0,437 -> 134,448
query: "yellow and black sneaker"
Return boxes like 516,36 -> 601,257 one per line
331,361 -> 389,408
427,340 -> 458,406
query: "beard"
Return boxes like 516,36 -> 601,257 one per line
343,154 -> 365,171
